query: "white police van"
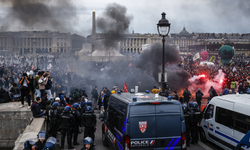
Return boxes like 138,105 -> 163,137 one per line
200,94 -> 250,150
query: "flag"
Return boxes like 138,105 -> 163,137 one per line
209,56 -> 215,62
128,62 -> 133,67
193,53 -> 200,61
123,81 -> 128,93
32,64 -> 35,70
47,63 -> 52,70
233,67 -> 236,72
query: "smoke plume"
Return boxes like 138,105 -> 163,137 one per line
0,0 -> 78,32
96,3 -> 133,48
136,43 -> 191,92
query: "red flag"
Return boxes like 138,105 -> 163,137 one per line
32,65 -> 35,70
123,81 -> 128,93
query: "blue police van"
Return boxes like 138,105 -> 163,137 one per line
100,92 -> 186,150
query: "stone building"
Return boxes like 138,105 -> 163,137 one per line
0,30 -> 85,54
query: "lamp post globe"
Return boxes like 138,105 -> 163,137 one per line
157,12 -> 171,95
157,12 -> 171,37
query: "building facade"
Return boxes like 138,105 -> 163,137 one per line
0,30 -> 85,54
93,27 -> 250,57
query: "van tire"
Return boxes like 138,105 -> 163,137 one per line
199,128 -> 207,143
102,132 -> 108,146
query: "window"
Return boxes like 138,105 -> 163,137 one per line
215,107 -> 232,127
206,104 -> 214,119
233,112 -> 250,134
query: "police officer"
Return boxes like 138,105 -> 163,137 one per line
72,103 -> 81,145
23,140 -> 36,150
59,106 -> 75,149
82,106 -> 96,142
49,102 -> 59,138
182,103 -> 192,147
42,137 -> 57,150
81,137 -> 96,150
55,97 -> 64,115
35,131 -> 46,150
189,102 -> 201,144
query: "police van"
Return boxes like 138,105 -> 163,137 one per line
234,130 -> 250,150
100,92 -> 186,150
200,94 -> 250,150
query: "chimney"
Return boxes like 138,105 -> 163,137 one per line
92,8 -> 96,51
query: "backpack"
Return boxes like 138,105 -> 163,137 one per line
224,89 -> 229,95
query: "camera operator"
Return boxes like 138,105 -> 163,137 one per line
45,71 -> 53,100
19,73 -> 31,108
38,71 -> 48,97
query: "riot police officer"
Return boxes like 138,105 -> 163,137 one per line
49,102 -> 59,138
35,131 -> 46,150
42,137 -> 57,150
189,102 -> 201,144
182,103 -> 192,147
23,140 -> 36,150
72,103 -> 81,145
82,106 -> 96,142
59,106 -> 75,149
81,137 -> 96,150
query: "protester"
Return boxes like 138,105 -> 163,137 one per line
31,97 -> 46,118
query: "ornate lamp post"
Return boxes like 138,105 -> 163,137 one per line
157,12 -> 171,94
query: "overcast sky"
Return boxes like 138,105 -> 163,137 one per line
0,0 -> 249,36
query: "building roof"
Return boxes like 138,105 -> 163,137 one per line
179,27 -> 190,35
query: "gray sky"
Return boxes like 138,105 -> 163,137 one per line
0,0 -> 249,36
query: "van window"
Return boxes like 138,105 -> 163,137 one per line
130,105 -> 155,114
205,104 -> 214,119
156,104 -> 180,113
233,112 -> 250,134
215,107 -> 232,127
108,105 -> 127,132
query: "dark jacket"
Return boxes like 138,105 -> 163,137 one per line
40,97 -> 47,110
183,89 -> 191,100
59,111 -> 75,128
28,76 -> 34,91
82,112 -> 96,128
45,78 -> 52,90
98,94 -> 109,111
31,102 -> 44,118
0,88 -> 11,103
35,140 -> 45,150
10,86 -> 20,95
91,89 -> 98,99
195,91 -> 203,101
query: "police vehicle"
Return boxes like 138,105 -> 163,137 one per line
100,92 -> 186,150
200,94 -> 250,150
235,130 -> 250,150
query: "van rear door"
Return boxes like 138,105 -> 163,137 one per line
129,105 -> 157,149
155,104 -> 182,149
129,103 -> 182,150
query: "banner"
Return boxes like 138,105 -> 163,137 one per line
193,53 -> 200,61
209,56 -> 216,62
123,81 -> 128,93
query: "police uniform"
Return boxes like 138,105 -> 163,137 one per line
82,107 -> 97,141
191,108 -> 201,144
49,106 -> 59,138
184,108 -> 192,146
72,104 -> 81,145
59,107 -> 75,149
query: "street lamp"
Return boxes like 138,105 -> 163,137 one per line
157,12 -> 171,95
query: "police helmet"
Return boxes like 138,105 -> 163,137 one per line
168,96 -> 172,100
24,140 -> 35,149
52,102 -> 58,108
42,137 -> 57,150
189,102 -> 198,109
85,106 -> 92,112
64,106 -> 71,112
73,103 -> 79,108
84,137 -> 93,145
38,131 -> 46,140
55,97 -> 60,101
86,100 -> 92,106
182,103 -> 188,113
